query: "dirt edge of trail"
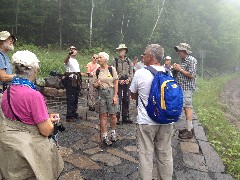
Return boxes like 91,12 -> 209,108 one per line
220,76 -> 240,130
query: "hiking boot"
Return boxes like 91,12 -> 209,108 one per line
178,130 -> 193,139
116,120 -> 121,125
179,128 -> 194,135
111,133 -> 118,142
89,106 -> 95,111
122,118 -> 133,124
103,137 -> 112,146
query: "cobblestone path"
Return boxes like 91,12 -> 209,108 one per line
46,90 -> 234,180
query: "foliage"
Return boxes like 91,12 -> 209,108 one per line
193,75 -> 240,179
1,0 -> 240,72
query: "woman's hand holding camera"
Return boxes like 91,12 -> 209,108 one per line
50,113 -> 60,123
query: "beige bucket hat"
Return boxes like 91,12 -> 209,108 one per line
116,44 -> 128,53
0,31 -> 16,43
174,43 -> 192,54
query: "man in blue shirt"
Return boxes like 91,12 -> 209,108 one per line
0,31 -> 16,120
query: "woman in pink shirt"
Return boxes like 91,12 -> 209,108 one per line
86,54 -> 100,111
0,50 -> 63,179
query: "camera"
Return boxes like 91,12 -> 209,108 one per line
49,122 -> 65,147
53,122 -> 65,135
119,75 -> 128,80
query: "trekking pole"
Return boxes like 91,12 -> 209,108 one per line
98,88 -> 103,149
86,73 -> 90,120
121,86 -> 124,125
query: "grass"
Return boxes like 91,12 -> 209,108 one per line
193,75 -> 240,179
13,44 -> 92,77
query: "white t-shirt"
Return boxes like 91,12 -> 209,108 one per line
129,65 -> 165,125
65,57 -> 80,72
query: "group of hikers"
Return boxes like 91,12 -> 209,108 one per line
0,30 -> 197,180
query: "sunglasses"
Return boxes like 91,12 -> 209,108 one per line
92,57 -> 98,59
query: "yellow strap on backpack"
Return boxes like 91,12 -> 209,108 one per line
161,80 -> 175,110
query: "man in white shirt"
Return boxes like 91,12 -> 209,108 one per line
62,46 -> 82,122
129,44 -> 173,180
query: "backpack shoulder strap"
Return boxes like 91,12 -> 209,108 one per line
114,58 -> 118,71
7,86 -> 22,122
108,66 -> 113,77
96,67 -> 100,79
126,57 -> 131,74
145,66 -> 159,75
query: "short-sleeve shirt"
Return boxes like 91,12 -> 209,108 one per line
93,66 -> 118,89
112,57 -> 133,81
129,65 -> 165,125
0,51 -> 12,85
65,57 -> 80,72
1,85 -> 49,125
173,55 -> 197,91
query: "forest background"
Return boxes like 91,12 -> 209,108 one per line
1,0 -> 240,76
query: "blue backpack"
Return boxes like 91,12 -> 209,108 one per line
140,66 -> 183,124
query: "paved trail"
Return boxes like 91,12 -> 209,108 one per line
46,86 -> 234,180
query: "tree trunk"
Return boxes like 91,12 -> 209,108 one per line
148,0 -> 166,44
120,14 -> 125,42
15,0 -> 19,35
89,0 -> 94,47
58,0 -> 63,49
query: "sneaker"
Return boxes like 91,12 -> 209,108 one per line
178,130 -> 193,139
179,128 -> 194,135
111,133 -> 118,142
66,118 -> 75,122
103,137 -> 112,146
122,118 -> 133,124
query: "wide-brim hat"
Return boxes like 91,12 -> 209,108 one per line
70,46 -> 77,50
116,44 -> 128,53
0,31 -> 16,43
174,43 -> 192,54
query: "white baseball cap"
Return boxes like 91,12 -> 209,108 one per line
165,56 -> 171,60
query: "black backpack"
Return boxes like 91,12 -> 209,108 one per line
96,66 -> 113,79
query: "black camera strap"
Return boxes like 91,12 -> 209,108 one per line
7,86 -> 22,122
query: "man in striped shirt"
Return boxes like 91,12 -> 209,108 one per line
172,43 -> 197,139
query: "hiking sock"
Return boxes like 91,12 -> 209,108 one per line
103,132 -> 108,139
186,120 -> 193,131
111,129 -> 116,135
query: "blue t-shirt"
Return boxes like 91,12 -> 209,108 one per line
0,51 -> 12,85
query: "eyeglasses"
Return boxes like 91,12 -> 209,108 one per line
70,48 -> 76,51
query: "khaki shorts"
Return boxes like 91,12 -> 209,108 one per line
99,88 -> 118,114
183,90 -> 193,108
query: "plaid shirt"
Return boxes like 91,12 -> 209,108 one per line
173,55 -> 197,91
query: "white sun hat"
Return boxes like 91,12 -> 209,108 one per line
12,50 -> 40,68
